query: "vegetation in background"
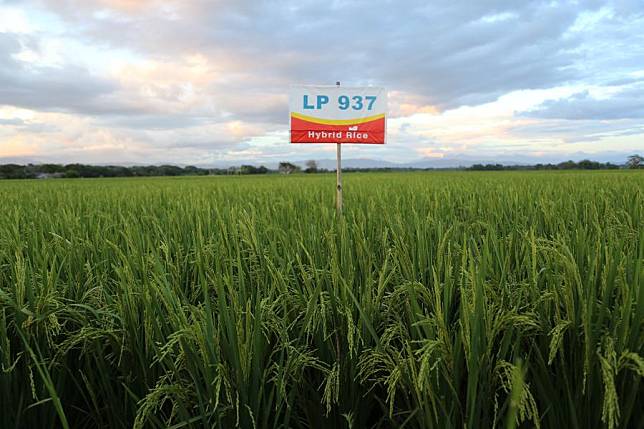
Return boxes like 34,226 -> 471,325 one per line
0,163 -> 210,179
278,162 -> 301,175
627,155 -> 642,169
0,171 -> 642,428
1,154 -> 641,180
468,159 -> 623,171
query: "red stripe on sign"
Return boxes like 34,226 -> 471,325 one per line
290,115 -> 385,144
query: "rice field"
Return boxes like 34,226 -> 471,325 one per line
0,170 -> 642,428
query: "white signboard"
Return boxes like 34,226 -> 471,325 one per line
289,85 -> 387,144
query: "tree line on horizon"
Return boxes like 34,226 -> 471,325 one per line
0,155 -> 641,179
468,155 -> 642,171
0,161 -> 321,180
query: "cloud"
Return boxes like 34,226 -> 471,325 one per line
29,0 -> 643,121
520,84 -> 644,120
0,118 -> 26,126
0,105 -> 267,164
0,32 -> 126,114
508,115 -> 644,145
36,0 -> 590,109
11,0 -> 641,114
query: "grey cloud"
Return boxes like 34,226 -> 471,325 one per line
521,84 -> 644,120
0,118 -> 26,126
103,114 -> 210,130
0,117 -> 59,132
37,0 -> 628,113
508,116 -> 644,145
0,32 -> 226,131
0,33 -> 123,114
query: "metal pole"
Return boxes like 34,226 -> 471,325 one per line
335,81 -> 342,215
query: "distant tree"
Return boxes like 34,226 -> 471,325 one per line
468,163 -> 505,171
40,164 -> 65,174
158,165 -> 183,176
0,163 -> 216,179
577,159 -> 601,170
239,165 -> 269,175
535,163 -> 557,170
184,165 -> 208,176
208,168 -> 227,175
0,164 -> 31,179
278,162 -> 299,175
558,160 -> 577,170
240,165 -> 254,175
627,154 -> 642,169
304,160 -> 318,173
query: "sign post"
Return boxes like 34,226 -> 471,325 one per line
335,81 -> 342,214
289,84 -> 386,215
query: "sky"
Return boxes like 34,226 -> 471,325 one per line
0,0 -> 643,166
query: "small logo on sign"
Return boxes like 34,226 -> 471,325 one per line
348,126 -> 358,131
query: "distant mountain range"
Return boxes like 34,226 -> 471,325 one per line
201,151 -> 635,169
0,151 -> 636,169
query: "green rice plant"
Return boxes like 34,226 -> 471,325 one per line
0,170 -> 641,428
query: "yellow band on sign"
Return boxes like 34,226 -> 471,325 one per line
290,112 -> 385,125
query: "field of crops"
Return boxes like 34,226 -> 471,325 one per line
0,171 -> 642,428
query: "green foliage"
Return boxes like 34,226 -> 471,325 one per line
627,155 -> 642,169
469,160 -> 621,170
0,163 -> 267,179
0,171 -> 642,428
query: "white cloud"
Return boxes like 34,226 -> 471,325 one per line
0,6 -> 33,33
